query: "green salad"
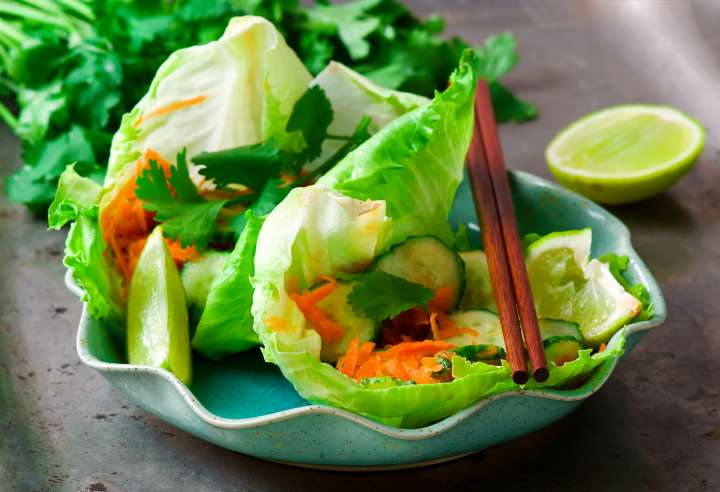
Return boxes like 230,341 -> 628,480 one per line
49,17 -> 652,428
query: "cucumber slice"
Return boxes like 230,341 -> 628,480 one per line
539,319 -> 583,366
181,251 -> 230,310
543,338 -> 583,366
452,344 -> 505,361
446,310 -> 585,365
459,250 -> 496,311
374,236 -> 464,311
445,310 -> 505,348
315,281 -> 378,363
538,319 -> 582,341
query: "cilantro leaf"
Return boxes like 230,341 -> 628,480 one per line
229,177 -> 292,237
348,271 -> 434,321
193,139 -> 283,191
286,85 -> 334,164
16,82 -> 68,142
600,253 -> 654,321
305,0 -> 382,60
488,80 -> 537,123
135,150 -> 225,250
474,32 -> 518,81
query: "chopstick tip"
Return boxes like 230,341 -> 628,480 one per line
533,367 -> 549,383
512,371 -> 529,385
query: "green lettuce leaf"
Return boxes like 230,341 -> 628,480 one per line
191,211 -> 265,359
64,211 -> 125,339
48,164 -> 102,229
318,51 -> 477,248
311,61 -> 428,168
104,16 -> 312,188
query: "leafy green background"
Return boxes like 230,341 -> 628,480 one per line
0,0 -> 536,212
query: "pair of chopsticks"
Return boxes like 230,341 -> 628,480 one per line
466,80 -> 548,384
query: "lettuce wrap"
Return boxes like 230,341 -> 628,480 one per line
251,52 -> 627,428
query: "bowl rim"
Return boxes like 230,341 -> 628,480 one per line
70,171 -> 667,440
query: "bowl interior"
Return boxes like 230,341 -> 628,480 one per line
81,171 -> 665,421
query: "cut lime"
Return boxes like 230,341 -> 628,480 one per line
127,227 -> 192,385
546,104 -> 705,204
526,228 -> 641,345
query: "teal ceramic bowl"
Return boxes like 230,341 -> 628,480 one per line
68,171 -> 666,470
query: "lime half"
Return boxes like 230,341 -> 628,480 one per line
526,228 -> 641,345
546,104 -> 705,204
127,226 -> 192,385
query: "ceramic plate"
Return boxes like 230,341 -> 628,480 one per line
68,171 -> 666,469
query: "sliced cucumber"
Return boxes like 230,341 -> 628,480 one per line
452,344 -> 506,362
445,310 -> 585,366
538,319 -> 582,341
539,318 -> 583,366
180,251 -> 230,326
543,338 -> 583,366
315,280 -> 378,363
374,236 -> 464,311
459,250 -> 496,311
445,310 -> 505,348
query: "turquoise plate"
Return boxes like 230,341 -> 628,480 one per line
68,171 -> 666,470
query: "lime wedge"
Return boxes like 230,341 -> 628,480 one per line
546,104 -> 705,204
526,229 -> 641,345
127,227 -> 192,385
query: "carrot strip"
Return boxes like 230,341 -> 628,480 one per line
133,95 -> 207,128
428,286 -> 455,312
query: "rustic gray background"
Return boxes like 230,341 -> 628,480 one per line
1,1 -> 718,490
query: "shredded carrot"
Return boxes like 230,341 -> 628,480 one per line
291,279 -> 344,343
429,312 -> 441,340
133,95 -> 207,128
338,338 -> 454,384
598,343 -> 607,352
428,286 -> 455,313
100,149 -> 197,286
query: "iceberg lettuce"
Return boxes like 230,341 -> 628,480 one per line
251,52 -> 626,428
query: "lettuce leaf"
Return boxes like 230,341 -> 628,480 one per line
48,164 -> 102,229
104,16 -> 312,190
318,51 -> 477,248
48,164 -> 124,336
64,211 -> 125,339
191,211 -> 265,359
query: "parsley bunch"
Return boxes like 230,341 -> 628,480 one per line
1,0 -> 536,213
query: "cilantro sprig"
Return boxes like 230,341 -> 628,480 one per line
138,85 -> 371,248
135,149 -> 226,250
348,271 -> 434,321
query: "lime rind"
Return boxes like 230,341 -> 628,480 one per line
526,228 -> 641,346
526,228 -> 591,269
547,104 -> 705,181
546,104 -> 705,204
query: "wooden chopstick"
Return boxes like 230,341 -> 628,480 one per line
466,80 -> 548,384
465,88 -> 529,385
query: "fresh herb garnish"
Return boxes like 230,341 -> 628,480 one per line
135,149 -> 226,250
348,271 -> 434,321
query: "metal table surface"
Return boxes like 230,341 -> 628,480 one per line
1,1 -> 719,490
